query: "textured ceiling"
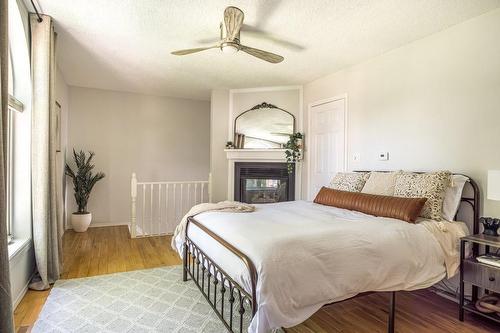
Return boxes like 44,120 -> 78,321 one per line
36,0 -> 500,100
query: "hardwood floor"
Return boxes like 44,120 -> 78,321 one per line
14,226 -> 499,332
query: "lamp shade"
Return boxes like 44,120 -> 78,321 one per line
488,170 -> 500,201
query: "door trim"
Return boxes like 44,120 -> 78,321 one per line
307,94 -> 348,200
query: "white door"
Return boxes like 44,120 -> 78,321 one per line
308,98 -> 346,200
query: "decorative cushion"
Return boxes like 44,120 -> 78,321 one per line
329,172 -> 368,192
314,187 -> 427,223
361,171 -> 402,196
394,171 -> 452,221
442,174 -> 469,221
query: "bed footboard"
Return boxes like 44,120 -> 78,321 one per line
184,217 -> 258,333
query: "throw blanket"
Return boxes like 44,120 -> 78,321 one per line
420,219 -> 469,278
171,201 -> 255,250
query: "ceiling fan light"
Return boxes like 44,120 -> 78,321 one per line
221,44 -> 239,54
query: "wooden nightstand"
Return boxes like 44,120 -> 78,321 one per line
460,234 -> 500,324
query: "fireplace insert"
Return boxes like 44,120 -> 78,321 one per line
234,162 -> 294,204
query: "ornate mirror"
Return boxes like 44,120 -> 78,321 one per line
234,102 -> 295,148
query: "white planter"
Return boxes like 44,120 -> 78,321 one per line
71,213 -> 92,232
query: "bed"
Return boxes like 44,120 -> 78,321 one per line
175,173 -> 480,333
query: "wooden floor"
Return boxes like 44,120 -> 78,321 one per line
14,226 -> 499,333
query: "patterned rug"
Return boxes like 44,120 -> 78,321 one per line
32,265 -> 243,333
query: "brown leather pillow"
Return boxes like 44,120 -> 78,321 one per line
314,187 -> 427,223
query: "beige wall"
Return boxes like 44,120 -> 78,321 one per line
303,8 -> 500,216
67,87 -> 210,226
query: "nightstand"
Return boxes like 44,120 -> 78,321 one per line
460,234 -> 500,324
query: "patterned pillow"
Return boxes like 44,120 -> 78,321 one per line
361,171 -> 402,196
329,172 -> 368,192
394,171 -> 452,221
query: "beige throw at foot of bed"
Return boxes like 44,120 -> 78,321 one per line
171,201 -> 255,250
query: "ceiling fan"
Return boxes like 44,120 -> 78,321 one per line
171,6 -> 284,64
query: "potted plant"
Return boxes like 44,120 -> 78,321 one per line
65,149 -> 105,232
284,132 -> 304,174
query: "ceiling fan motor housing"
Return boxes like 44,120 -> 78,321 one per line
220,22 -> 240,44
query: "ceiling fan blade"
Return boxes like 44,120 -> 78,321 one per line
240,45 -> 284,64
171,46 -> 218,56
224,6 -> 244,40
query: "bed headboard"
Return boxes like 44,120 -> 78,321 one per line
354,171 -> 480,234
457,175 -> 480,234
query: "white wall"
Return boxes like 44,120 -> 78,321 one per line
210,89 -> 230,202
67,87 -> 210,226
303,8 -> 500,217
232,89 -> 301,124
56,68 -> 69,233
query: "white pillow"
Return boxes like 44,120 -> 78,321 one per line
361,171 -> 401,196
442,174 -> 469,221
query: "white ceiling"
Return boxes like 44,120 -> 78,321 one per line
36,0 -> 500,101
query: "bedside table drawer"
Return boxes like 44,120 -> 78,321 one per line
463,260 -> 500,293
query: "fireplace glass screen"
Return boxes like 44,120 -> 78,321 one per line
243,179 -> 288,204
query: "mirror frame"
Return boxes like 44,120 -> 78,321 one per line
234,102 -> 296,149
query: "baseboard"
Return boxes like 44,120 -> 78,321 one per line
13,271 -> 36,310
88,222 -> 128,228
65,221 -> 128,230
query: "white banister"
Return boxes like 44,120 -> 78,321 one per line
141,184 -> 146,237
173,183 -> 177,231
208,172 -> 213,203
194,183 -> 198,204
187,183 -> 191,213
180,183 -> 184,224
129,174 -> 210,238
158,184 -> 162,236
165,183 -> 169,232
150,184 -> 154,236
130,173 -> 137,238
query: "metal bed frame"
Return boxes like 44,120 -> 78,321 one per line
182,174 -> 480,333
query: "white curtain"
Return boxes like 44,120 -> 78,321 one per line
0,0 -> 14,331
30,14 -> 62,290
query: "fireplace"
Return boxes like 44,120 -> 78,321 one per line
234,162 -> 295,204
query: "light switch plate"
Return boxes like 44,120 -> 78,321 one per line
378,152 -> 389,161
353,153 -> 361,162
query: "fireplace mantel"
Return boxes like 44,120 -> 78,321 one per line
224,149 -> 287,161
225,149 -> 301,200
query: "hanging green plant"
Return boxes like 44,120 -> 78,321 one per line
284,132 -> 304,174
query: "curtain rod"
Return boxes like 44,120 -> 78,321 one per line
30,0 -> 43,22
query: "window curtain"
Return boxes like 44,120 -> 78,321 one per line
29,14 -> 62,291
0,0 -> 15,331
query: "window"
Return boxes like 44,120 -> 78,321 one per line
6,47 -> 24,244
6,0 -> 29,246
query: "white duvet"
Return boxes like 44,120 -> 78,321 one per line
174,200 -> 465,333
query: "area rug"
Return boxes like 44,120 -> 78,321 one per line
32,265 -> 247,333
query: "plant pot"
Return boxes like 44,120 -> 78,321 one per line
71,212 -> 92,232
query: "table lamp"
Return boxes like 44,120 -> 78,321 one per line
481,170 -> 500,235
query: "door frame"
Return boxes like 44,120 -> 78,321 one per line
307,94 -> 348,200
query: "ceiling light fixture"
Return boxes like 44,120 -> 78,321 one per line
221,42 -> 239,54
